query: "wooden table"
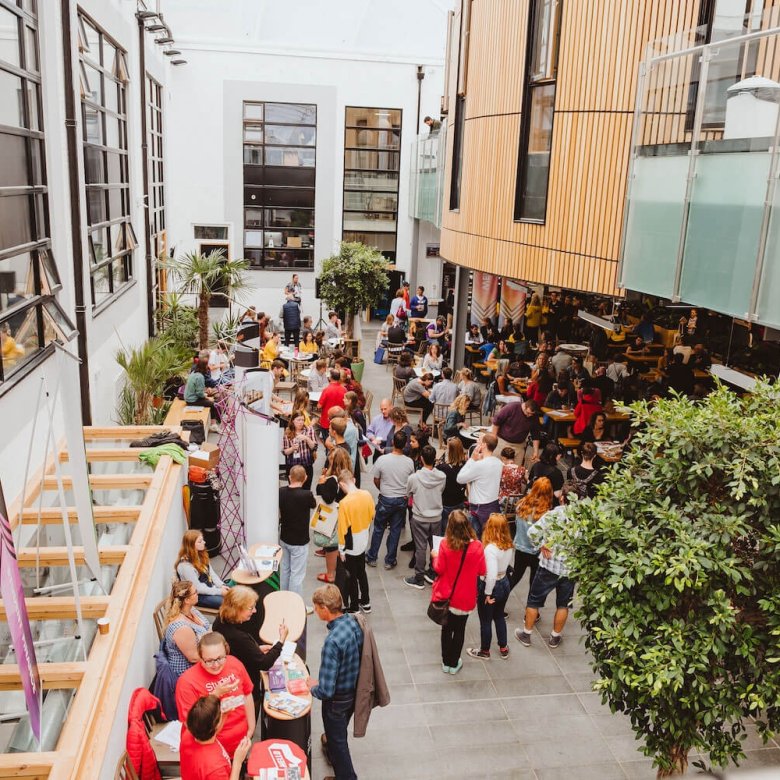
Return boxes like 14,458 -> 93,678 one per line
150,722 -> 181,768
542,407 -> 631,442
625,353 -> 661,365
231,543 -> 284,638
164,398 -> 211,430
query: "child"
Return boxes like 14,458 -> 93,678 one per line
278,465 -> 316,597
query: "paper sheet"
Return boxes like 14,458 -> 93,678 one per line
432,535 -> 444,555
153,720 -> 182,752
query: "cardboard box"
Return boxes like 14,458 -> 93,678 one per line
189,443 -> 220,470
286,236 -> 302,248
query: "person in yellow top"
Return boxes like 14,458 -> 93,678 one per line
524,293 -> 543,346
298,331 -> 318,354
1,327 -> 24,364
261,332 -> 281,364
336,469 -> 374,613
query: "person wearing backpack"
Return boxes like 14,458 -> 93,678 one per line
566,441 -> 603,499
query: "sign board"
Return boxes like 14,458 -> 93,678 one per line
425,243 -> 440,257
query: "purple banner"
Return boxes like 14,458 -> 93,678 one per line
0,509 -> 41,742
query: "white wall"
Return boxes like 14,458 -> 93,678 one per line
163,0 -> 448,319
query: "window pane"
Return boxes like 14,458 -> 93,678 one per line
84,104 -> 102,144
0,250 -> 35,304
346,107 -> 402,128
244,186 -> 262,206
244,103 -> 263,120
343,191 -> 398,212
265,103 -> 316,124
0,69 -> 25,127
265,147 -> 315,167
25,25 -> 38,73
105,115 -> 119,148
0,6 -> 21,68
264,125 -> 316,146
82,62 -> 102,103
111,257 -> 126,289
244,230 -> 263,248
344,171 -> 399,192
343,212 -> 396,232
38,247 -> 61,291
265,208 -> 315,229
244,165 -> 264,186
344,149 -> 399,171
0,195 -> 32,251
2,304 -> 40,374
106,152 -> 122,182
519,84 -> 555,221
345,127 -> 400,150
193,226 -> 228,240
264,166 -> 315,188
244,125 -> 263,143
529,0 -> 560,81
343,231 -> 397,252
92,264 -> 111,303
244,249 -> 262,268
26,82 -> 40,130
263,188 -> 315,208
263,249 -> 313,269
243,145 -> 262,165
245,208 -> 263,227
104,80 -> 118,115
89,228 -> 108,264
86,188 -> 106,224
0,133 -> 29,187
85,147 -> 104,183
82,20 -> 100,61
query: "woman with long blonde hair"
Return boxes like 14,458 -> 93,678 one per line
175,530 -> 228,609
509,477 -> 554,593
430,509 -> 486,674
467,513 -> 514,660
163,579 -> 210,679
315,447 -> 354,586
442,394 -> 471,445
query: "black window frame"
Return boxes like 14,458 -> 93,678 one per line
78,10 -> 135,311
514,0 -> 563,223
242,101 -> 317,271
341,106 -> 402,263
0,0 -> 71,390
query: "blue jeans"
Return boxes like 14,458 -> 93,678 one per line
322,694 -> 357,780
440,503 -> 465,536
527,567 -> 576,609
280,541 -> 308,595
477,576 -> 510,651
367,495 -> 407,566
197,593 -> 223,609
468,500 -> 500,539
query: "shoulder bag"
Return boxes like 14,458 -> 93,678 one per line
427,545 -> 469,626
311,500 -> 339,548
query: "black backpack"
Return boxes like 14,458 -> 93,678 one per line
567,466 -> 598,499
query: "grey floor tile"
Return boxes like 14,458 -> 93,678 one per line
605,734 -> 651,763
523,735 -> 613,768
564,671 -> 599,693
385,682 -> 421,705
410,659 -> 490,683
494,675 -> 574,698
510,713 -> 603,744
424,696 -> 509,726
439,743 -> 531,775
429,718 -> 519,748
621,758 -> 659,779
501,693 -> 586,720
739,747 -> 780,768
349,724 -> 433,756
590,712 -> 637,739
415,677 -> 498,703
485,649 -> 562,678
365,702 -> 428,729
381,662 -> 414,686
535,764 -> 627,780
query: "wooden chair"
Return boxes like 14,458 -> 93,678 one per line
386,346 -> 403,371
464,407 -> 482,426
114,752 -> 139,780
391,376 -> 406,406
432,403 -> 449,448
153,599 -> 168,642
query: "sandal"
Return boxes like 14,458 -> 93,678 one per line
316,573 -> 335,583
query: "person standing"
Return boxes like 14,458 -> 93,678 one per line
366,431 -> 415,569
280,293 -> 302,347
410,286 -> 429,319
337,469 -> 374,613
282,412 -> 318,489
515,483 -> 577,649
467,512 -> 514,660
404,445 -> 446,589
456,432 -> 503,538
324,311 -> 344,341
307,584 -> 364,780
278,465 -> 317,595
285,272 -> 302,302
431,510 -> 486,674
491,398 -> 542,466
365,398 -> 394,463
436,437 -> 468,534
317,369 -> 347,441
510,477 -> 553,594
389,288 -> 408,327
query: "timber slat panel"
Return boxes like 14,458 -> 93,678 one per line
0,663 -> 87,691
42,474 -> 153,490
60,447 -> 154,462
0,596 -> 109,621
16,546 -> 128,567
18,506 -> 141,524
0,754 -> 58,778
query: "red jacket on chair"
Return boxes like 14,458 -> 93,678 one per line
573,392 -> 602,436
126,688 -> 164,780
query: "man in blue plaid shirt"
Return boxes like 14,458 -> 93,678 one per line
515,483 -> 576,649
307,584 -> 364,780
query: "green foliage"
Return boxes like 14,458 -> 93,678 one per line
157,293 -> 199,350
212,313 -> 242,347
160,249 -> 251,348
558,381 -> 780,776
115,337 -> 191,425
318,242 -> 390,320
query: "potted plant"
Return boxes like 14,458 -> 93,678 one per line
160,249 -> 251,349
157,293 -> 199,350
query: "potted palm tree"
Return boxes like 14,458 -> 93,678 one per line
160,249 -> 251,349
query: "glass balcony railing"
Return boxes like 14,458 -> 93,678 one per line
409,124 -> 447,227
620,17 -> 780,329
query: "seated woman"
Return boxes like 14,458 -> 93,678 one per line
176,530 -> 229,609
525,372 -> 553,406
180,695 -> 251,780
261,332 -> 282,364
163,580 -> 211,680
212,586 -> 289,708
426,317 -> 448,346
496,362 -> 519,396
298,331 -> 318,354
487,340 -> 511,362
456,368 -> 482,410
184,356 -> 220,431
422,343 -> 443,374
573,383 -> 603,436
443,395 -> 472,447
377,314 -> 394,348
393,351 -> 417,383
579,411 -> 609,444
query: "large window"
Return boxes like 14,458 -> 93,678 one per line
242,102 -> 316,270
0,0 -> 70,385
514,0 -> 562,222
342,107 -> 401,262
78,12 -> 135,308
146,74 -> 165,322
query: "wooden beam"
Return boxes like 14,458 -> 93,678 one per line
16,546 -> 128,567
0,753 -> 58,778
0,596 -> 109,621
0,663 -> 86,691
60,448 -> 155,463
42,474 -> 153,490
18,506 -> 141,525
82,425 -> 179,440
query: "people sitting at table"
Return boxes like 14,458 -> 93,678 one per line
443,394 -> 472,447
393,351 -> 416,383
551,345 -> 573,375
163,581 -> 211,680
626,335 -> 649,356
208,341 -> 231,383
387,320 -> 407,352
179,694 -> 251,780
606,353 -> 631,385
635,310 -> 655,343
308,358 -> 329,393
269,360 -> 291,416
568,355 -> 589,383
176,530 -> 229,609
496,362 -> 521,396
527,442 -> 564,495
526,372 -> 553,406
530,352 -> 554,382
422,343 -> 443,374
465,323 -> 484,345
579,411 -> 610,444
176,632 -> 255,759
537,331 -> 556,355
566,442 -> 604,498
430,366 -> 459,407
377,314 -> 394,348
184,356 -> 220,431
298,331 -> 318,354
488,340 -> 511,361
544,380 -> 573,410
211,587 -> 289,709
691,343 -> 711,371
477,339 -> 496,363
426,316 -> 448,346
324,311 -> 345,341
573,382 -> 603,436
591,365 -> 615,401
456,367 -> 482,410
403,372 -> 434,422
261,332 -> 282,364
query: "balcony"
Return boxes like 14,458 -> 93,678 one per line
409,124 -> 447,227
620,23 -> 780,329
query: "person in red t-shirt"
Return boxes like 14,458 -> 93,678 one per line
180,695 -> 251,780
176,632 -> 255,758
316,369 -> 347,439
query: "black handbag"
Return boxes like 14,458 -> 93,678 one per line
427,546 -> 469,626
181,419 -> 206,445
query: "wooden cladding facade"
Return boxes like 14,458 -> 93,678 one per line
439,0 -> 723,295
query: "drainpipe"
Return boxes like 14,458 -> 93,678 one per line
61,0 -> 92,424
410,65 -> 425,290
138,18 -> 154,336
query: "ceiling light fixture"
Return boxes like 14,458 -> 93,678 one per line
171,59 -> 187,65
154,37 -> 174,45
163,49 -> 182,56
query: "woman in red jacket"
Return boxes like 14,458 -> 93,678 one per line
431,509 -> 487,674
572,384 -> 603,436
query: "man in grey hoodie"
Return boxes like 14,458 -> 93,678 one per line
404,445 -> 446,589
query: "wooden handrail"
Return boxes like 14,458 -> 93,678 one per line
0,663 -> 86,691
16,546 -> 128,567
41,474 -> 153,490
0,753 -> 59,777
60,448 -> 156,462
0,597 -> 109,622
18,506 -> 141,524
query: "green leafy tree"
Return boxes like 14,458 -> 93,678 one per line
160,249 -> 250,349
157,293 -> 199,350
558,381 -> 780,777
318,242 -> 390,337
